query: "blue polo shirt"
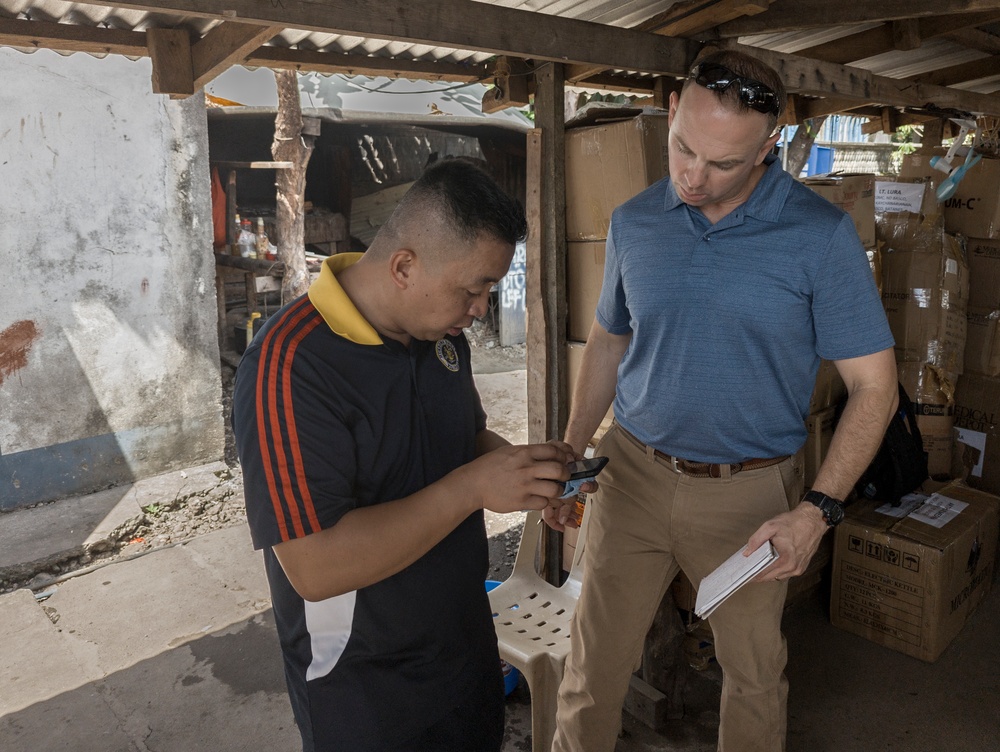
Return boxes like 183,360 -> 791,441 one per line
597,156 -> 894,463
232,254 -> 502,751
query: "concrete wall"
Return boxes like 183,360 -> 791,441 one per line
0,49 -> 224,510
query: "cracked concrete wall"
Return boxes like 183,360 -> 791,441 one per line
0,48 -> 224,510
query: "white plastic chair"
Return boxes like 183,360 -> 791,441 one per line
488,507 -> 591,752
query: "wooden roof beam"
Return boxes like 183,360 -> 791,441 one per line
248,46 -> 490,83
148,27 -> 194,97
912,56 -> 1000,87
566,0 -> 767,83
67,0 -> 701,78
191,21 -> 281,91
643,0 -> 770,37
722,39 -> 1000,116
0,16 -> 148,55
795,12 -> 1000,65
712,0 -> 1000,37
785,95 -> 871,123
0,16 -> 493,84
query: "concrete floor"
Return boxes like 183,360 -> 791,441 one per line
4,365 -> 999,751
499,576 -> 1000,752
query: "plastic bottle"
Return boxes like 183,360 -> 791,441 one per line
237,218 -> 256,259
255,217 -> 270,259
231,213 -> 242,256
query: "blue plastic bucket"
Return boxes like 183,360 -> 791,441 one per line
485,579 -> 521,695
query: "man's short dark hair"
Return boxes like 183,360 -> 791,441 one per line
683,50 -> 786,131
399,158 -> 528,246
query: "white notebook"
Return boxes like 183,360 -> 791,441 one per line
694,541 -> 779,619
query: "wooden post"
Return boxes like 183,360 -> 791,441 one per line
920,119 -> 945,154
526,62 -> 567,584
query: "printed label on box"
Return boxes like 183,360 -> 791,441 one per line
875,181 -> 926,213
909,495 -> 969,528
837,560 -> 925,647
955,427 -> 988,477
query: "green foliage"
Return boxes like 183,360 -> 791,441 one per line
890,124 -> 919,174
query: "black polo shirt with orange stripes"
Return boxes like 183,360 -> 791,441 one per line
232,254 -> 503,751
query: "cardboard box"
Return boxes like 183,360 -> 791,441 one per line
809,359 -> 847,414
897,362 -> 957,479
967,237 -> 1000,310
879,222 -> 969,373
900,152 -> 1000,239
830,483 -> 999,662
565,113 -> 670,241
566,341 -> 615,445
804,406 -> 837,487
940,156 -> 1000,240
802,173 -> 876,247
567,241 -> 605,342
953,373 -> 1000,495
965,307 -> 1000,377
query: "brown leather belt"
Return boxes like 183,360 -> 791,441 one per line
617,424 -> 789,479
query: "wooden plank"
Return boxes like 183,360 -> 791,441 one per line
147,27 -> 194,97
191,21 -> 281,91
248,45 -> 489,83
765,12 -> 1000,66
0,17 -> 147,55
946,26 -> 1000,55
68,0 -> 699,77
892,19 -> 922,51
721,40 -> 1000,116
914,55 -> 1000,87
525,68 -> 567,447
644,0 -> 770,37
212,161 -> 293,169
713,0 -> 1000,37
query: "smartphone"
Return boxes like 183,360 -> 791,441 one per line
560,456 -> 610,498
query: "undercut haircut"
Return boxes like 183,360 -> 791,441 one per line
383,158 -> 528,249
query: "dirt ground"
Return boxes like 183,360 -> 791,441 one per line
4,324 -> 529,593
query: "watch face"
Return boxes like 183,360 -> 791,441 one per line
826,501 -> 845,526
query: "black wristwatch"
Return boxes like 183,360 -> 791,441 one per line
802,490 -> 845,527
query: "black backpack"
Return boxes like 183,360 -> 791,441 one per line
837,382 -> 929,505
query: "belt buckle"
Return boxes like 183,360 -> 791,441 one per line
670,456 -> 681,474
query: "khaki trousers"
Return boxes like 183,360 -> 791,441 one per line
552,422 -> 804,752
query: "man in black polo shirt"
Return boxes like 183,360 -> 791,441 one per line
232,160 -> 575,752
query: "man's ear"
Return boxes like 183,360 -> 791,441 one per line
388,248 -> 416,290
667,90 -> 680,126
756,130 -> 781,165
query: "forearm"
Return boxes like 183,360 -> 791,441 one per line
813,351 -> 898,500
273,473 -> 479,601
476,428 -> 510,455
563,323 -> 631,453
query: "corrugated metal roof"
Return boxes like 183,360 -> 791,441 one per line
2,0 -> 998,100
0,0 -> 676,64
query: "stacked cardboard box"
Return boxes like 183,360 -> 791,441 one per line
830,482 -> 999,662
874,172 -> 971,479
561,112 -> 671,574
564,112 -> 670,446
898,154 -> 1000,493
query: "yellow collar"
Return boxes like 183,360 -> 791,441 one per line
307,254 -> 383,346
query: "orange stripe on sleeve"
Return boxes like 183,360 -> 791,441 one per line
255,297 -> 312,542
280,316 -> 326,535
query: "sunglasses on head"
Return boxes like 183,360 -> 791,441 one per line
689,62 -> 780,117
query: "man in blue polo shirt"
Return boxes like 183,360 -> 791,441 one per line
233,160 -> 577,751
547,51 -> 898,752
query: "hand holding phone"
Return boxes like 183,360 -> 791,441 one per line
559,456 -> 609,499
